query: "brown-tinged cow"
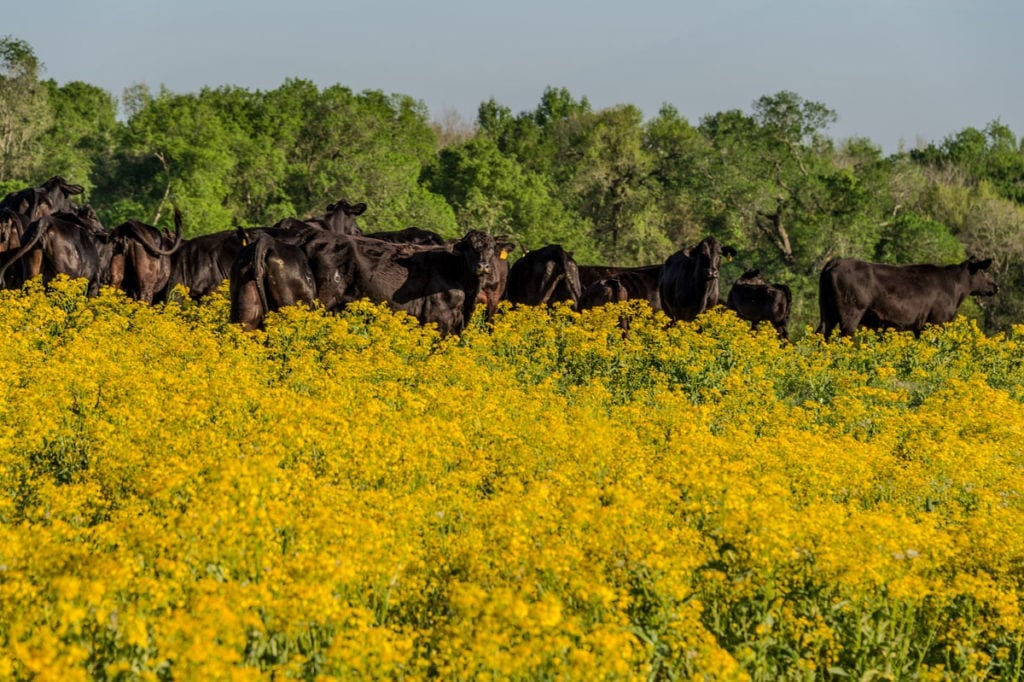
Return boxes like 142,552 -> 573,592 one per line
109,208 -> 185,303
0,176 -> 85,220
303,230 -> 503,337
167,200 -> 366,300
726,269 -> 792,338
505,244 -> 583,307
578,264 -> 662,311
0,207 -> 115,297
229,229 -> 317,331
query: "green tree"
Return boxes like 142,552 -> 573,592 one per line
643,104 -> 708,248
913,122 -> 1024,204
478,86 -> 591,182
421,135 -> 595,259
873,211 -> 964,264
562,104 -> 670,263
269,82 -> 451,232
41,80 -> 119,195
0,35 -> 51,187
101,85 -> 239,232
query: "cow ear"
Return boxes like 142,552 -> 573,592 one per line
348,203 -> 368,216
722,245 -> 737,261
968,257 -> 993,272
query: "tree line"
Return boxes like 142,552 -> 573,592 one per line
2,36 -> 1023,334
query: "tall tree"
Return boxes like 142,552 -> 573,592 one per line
644,104 -> 711,248
422,135 -> 596,259
41,80 -> 119,193
563,104 -> 669,263
913,122 -> 1024,204
0,36 -> 51,187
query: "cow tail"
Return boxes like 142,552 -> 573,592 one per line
0,218 -> 48,284
138,209 -> 184,256
253,234 -> 271,316
779,284 -> 793,317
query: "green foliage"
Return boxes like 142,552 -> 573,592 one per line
0,35 -> 52,183
874,211 -> 964,265
2,36 -> 1023,334
421,135 -> 596,259
913,121 -> 1024,203
40,81 -> 118,195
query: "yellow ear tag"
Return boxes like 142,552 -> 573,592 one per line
499,249 -> 508,260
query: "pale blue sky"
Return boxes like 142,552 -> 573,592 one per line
7,1 -> 1022,154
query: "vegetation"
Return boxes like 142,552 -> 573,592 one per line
3,36 -> 1023,333
2,281 -> 1024,679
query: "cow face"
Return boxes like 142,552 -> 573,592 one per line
454,230 -> 497,277
693,237 -> 732,285
966,257 -> 998,296
323,199 -> 367,235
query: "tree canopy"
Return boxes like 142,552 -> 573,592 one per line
2,36 -> 1022,334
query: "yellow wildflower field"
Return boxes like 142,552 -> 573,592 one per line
1,277 -> 1023,680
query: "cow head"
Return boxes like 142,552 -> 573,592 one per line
738,268 -> 764,283
966,257 -> 998,296
322,199 -> 367,235
690,237 -> 734,286
40,177 -> 85,215
453,230 -> 497,277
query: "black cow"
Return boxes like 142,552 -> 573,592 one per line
305,199 -> 366,235
363,227 -> 446,246
0,208 -> 115,297
165,221 -> 314,300
817,257 -> 999,338
229,230 -> 317,331
578,264 -> 662,312
475,236 -> 515,321
505,244 -> 583,307
659,237 -> 737,322
303,230 -> 502,337
726,269 -> 792,338
0,176 -> 85,220
578,278 -> 629,311
0,208 -> 30,288
363,228 -> 512,320
166,201 -> 366,300
110,209 -> 185,303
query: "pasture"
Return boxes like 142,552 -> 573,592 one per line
1,277 -> 1023,680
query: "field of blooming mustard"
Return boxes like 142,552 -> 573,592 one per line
1,277 -> 1023,680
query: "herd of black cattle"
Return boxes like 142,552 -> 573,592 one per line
0,177 -> 1000,339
